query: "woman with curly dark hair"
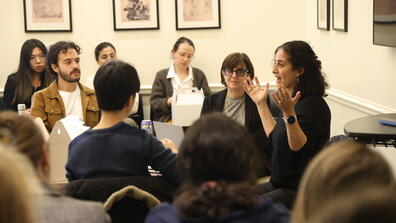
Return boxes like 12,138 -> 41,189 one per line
244,40 -> 331,208
145,113 -> 290,223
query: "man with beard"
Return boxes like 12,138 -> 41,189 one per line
31,41 -> 99,132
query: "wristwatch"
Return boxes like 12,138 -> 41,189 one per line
284,115 -> 296,124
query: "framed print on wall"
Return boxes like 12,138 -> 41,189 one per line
333,0 -> 348,31
23,0 -> 72,32
113,0 -> 159,31
175,0 -> 221,30
317,0 -> 330,30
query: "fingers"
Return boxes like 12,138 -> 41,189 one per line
254,76 -> 260,86
293,91 -> 301,103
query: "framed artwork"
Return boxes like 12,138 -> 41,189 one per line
175,0 -> 221,30
333,0 -> 348,31
113,0 -> 159,31
317,0 -> 330,30
23,0 -> 72,32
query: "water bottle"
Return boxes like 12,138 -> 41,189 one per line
141,120 -> 153,134
17,104 -> 27,116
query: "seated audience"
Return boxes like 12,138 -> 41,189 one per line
31,41 -> 100,132
88,42 -> 144,126
145,113 -> 290,223
308,188 -> 396,223
244,40 -> 331,208
0,145 -> 35,223
66,60 -> 177,183
0,111 -> 111,223
150,37 -> 211,122
3,39 -> 53,111
291,141 -> 396,223
201,52 -> 270,177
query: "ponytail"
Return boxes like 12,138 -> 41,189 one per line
174,181 -> 258,219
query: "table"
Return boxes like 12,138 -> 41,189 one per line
344,113 -> 396,146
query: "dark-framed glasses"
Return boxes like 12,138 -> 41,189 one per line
223,68 -> 248,77
30,54 -> 46,61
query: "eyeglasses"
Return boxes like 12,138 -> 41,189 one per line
30,54 -> 46,61
223,68 -> 249,77
271,59 -> 288,68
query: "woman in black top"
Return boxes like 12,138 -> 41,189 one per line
244,40 -> 331,208
201,53 -> 271,177
3,39 -> 53,111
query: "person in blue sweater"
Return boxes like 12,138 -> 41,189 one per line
66,60 -> 177,183
145,113 -> 290,223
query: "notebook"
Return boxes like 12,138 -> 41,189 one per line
153,121 -> 185,149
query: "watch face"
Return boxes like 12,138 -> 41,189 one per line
287,116 -> 296,124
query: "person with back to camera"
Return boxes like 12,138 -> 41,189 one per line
150,37 -> 211,122
0,111 -> 111,223
291,140 -> 396,223
243,40 -> 331,208
66,60 -> 177,183
201,52 -> 271,177
145,113 -> 290,223
0,145 -> 36,223
3,39 -> 54,111
86,42 -> 144,126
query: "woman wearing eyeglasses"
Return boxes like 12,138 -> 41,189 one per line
201,52 -> 271,177
150,37 -> 211,122
243,40 -> 331,209
3,39 -> 53,111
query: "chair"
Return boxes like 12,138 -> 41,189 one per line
63,176 -> 177,223
104,186 -> 160,223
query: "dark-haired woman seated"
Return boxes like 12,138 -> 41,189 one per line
244,40 -> 331,208
4,39 -> 53,111
145,113 -> 290,223
201,52 -> 271,177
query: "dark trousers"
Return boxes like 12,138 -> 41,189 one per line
254,182 -> 297,209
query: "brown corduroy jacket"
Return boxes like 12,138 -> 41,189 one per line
31,81 -> 100,132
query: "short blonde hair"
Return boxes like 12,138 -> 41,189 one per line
291,141 -> 395,223
0,145 -> 37,223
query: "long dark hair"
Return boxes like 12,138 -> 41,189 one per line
13,39 -> 53,104
276,40 -> 328,97
175,113 -> 259,219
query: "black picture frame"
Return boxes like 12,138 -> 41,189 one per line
23,0 -> 72,32
175,0 -> 221,30
332,0 -> 348,32
317,0 -> 330,30
113,0 -> 159,31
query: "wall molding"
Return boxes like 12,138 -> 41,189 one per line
326,88 -> 396,115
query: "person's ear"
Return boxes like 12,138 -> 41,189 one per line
50,64 -> 59,73
297,67 -> 305,77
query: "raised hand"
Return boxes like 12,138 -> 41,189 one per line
272,85 -> 301,116
243,76 -> 269,106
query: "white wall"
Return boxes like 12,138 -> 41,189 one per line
0,0 -> 306,88
305,0 -> 396,110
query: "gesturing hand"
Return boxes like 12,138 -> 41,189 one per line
272,85 -> 301,116
243,76 -> 269,106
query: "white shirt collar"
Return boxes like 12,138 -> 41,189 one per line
166,63 -> 194,81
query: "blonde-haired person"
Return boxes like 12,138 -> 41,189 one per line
308,188 -> 396,223
291,140 -> 396,223
0,111 -> 111,223
0,144 -> 36,223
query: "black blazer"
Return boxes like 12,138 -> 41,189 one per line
201,89 -> 272,176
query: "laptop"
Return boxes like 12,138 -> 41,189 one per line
153,121 -> 185,149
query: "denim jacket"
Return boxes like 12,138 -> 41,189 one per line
31,81 -> 100,132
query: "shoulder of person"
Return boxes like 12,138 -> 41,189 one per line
6,72 -> 18,81
79,82 -> 95,95
146,202 -> 178,222
156,68 -> 170,77
192,67 -> 206,76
